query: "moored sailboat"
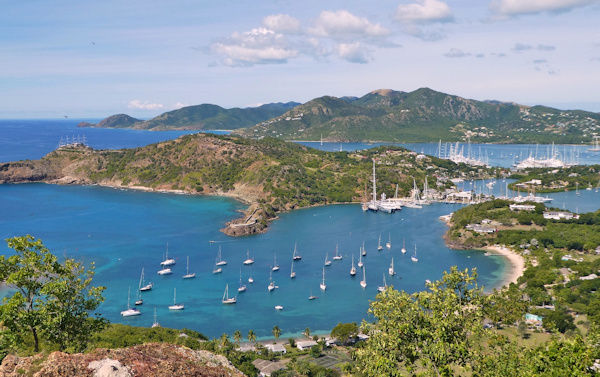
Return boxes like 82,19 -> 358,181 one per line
386,233 -> 391,249
215,246 -> 227,266
238,270 -> 247,292
350,254 -> 356,276
272,253 -> 280,271
168,288 -> 184,310
222,284 -> 237,304
320,267 -> 326,291
290,260 -> 296,278
139,268 -> 153,291
333,243 -> 343,260
378,273 -> 387,292
292,242 -> 302,260
358,251 -> 364,268
388,257 -> 395,276
160,243 -> 176,266
360,266 -> 367,288
377,235 -> 383,251
121,287 -> 141,317
243,249 -> 254,265
401,238 -> 406,254
183,256 -> 195,279
324,253 -> 331,266
411,244 -> 419,262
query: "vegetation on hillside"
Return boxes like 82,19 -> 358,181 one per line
509,164 -> 600,193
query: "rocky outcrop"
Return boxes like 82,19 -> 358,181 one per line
0,343 -> 245,377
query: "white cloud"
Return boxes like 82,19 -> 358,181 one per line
172,102 -> 189,110
444,48 -> 471,58
511,43 -> 557,53
128,100 -> 165,110
394,0 -> 454,24
490,0 -> 595,18
262,14 -> 302,34
308,10 -> 391,41
336,42 -> 371,64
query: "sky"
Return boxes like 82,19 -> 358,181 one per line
1,0 -> 600,119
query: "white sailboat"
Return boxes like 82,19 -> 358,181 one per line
350,254 -> 356,276
243,249 -> 254,265
333,243 -> 343,260
401,238 -> 406,254
160,243 -> 176,266
308,288 -> 318,300
292,242 -> 302,260
248,276 -> 254,283
324,253 -> 331,266
135,286 -> 143,305
411,244 -> 419,263
377,235 -> 383,251
268,270 -> 276,292
183,256 -> 195,279
358,251 -> 364,268
388,257 -> 395,276
168,288 -> 184,310
157,267 -> 172,275
378,273 -> 387,292
386,233 -> 391,249
222,284 -> 237,304
215,246 -> 227,266
121,287 -> 141,317
361,240 -> 367,256
238,270 -> 247,292
151,307 -> 160,328
360,266 -> 367,288
272,253 -> 280,271
290,260 -> 296,278
320,267 -> 326,291
139,268 -> 153,291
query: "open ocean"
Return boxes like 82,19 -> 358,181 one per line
1,119 -> 599,339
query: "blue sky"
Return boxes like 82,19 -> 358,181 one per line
1,0 -> 599,118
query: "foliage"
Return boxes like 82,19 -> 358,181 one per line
355,267 -> 486,376
0,235 -> 106,353
330,322 -> 358,344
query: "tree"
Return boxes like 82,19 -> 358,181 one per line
304,327 -> 311,338
354,267 -> 486,377
233,330 -> 243,344
310,344 -> 322,358
0,235 -> 106,352
247,329 -> 257,343
272,325 -> 281,340
330,322 -> 358,344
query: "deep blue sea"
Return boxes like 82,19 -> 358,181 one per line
1,119 -> 599,339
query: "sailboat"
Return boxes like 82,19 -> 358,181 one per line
157,266 -> 172,275
324,253 -> 331,266
215,246 -> 227,266
292,242 -> 302,260
139,268 -> 153,291
268,270 -> 276,291
361,240 -> 367,256
151,307 -> 160,328
386,233 -> 391,249
121,287 -> 141,317
401,238 -> 406,254
576,182 -> 581,197
411,244 -> 419,262
168,288 -> 184,310
350,254 -> 356,276
358,251 -> 364,268
222,284 -> 237,304
160,243 -> 176,266
238,270 -> 247,292
308,288 -> 318,300
377,235 -> 383,251
135,286 -> 143,305
333,243 -> 343,260
360,266 -> 367,288
378,274 -> 387,292
388,257 -> 395,276
272,253 -> 280,271
320,267 -> 327,291
290,260 -> 296,278
243,249 -> 254,265
183,256 -> 195,279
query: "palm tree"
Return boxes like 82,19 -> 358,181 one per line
304,327 -> 311,338
219,332 -> 230,348
248,329 -> 257,343
272,325 -> 282,340
233,329 -> 243,344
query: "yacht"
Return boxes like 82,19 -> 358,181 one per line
386,233 -> 391,249
268,270 -> 276,292
215,246 -> 227,266
139,268 -> 153,291
168,288 -> 184,310
360,266 -> 367,288
378,274 -> 387,292
332,244 -> 343,260
324,253 -> 331,266
222,284 -> 237,304
377,235 -> 383,251
151,307 -> 160,328
272,253 -> 280,271
388,257 -> 395,276
243,250 -> 254,265
350,254 -> 356,276
411,244 -> 419,263
320,267 -> 326,291
290,260 -> 296,278
120,287 -> 141,317
292,242 -> 302,260
308,288 -> 318,300
160,243 -> 176,266
183,256 -> 195,279
358,252 -> 364,268
157,267 -> 172,275
401,238 -> 406,254
238,270 -> 247,292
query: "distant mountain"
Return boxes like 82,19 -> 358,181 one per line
78,102 -> 299,131
235,88 -> 600,144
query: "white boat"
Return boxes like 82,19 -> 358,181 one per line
350,254 -> 356,276
248,276 -> 254,283
378,273 -> 387,292
411,244 -> 419,263
151,307 -> 160,328
308,288 -> 318,300
290,260 -> 296,278
157,268 -> 172,275
377,235 -> 383,251
401,238 -> 406,254
168,288 -> 184,310
160,243 -> 176,266
275,305 -> 284,310
361,241 -> 367,257
139,268 -> 153,291
183,256 -> 195,279
320,267 -> 326,291
121,287 -> 141,317
268,270 -> 276,292
388,257 -> 395,276
360,266 -> 367,288
222,284 -> 237,304
212,266 -> 222,274
243,249 -> 254,265
358,252 -> 364,268
386,233 -> 391,249
135,286 -> 143,305
292,242 -> 302,260
238,270 -> 247,292
333,244 -> 343,260
215,246 -> 227,266
272,253 -> 280,271
324,253 -> 331,266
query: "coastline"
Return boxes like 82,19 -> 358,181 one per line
479,244 -> 525,288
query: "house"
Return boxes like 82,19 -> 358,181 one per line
265,343 -> 287,354
525,313 -> 544,325
252,359 -> 286,377
296,340 -> 318,350
509,204 -> 536,212
543,211 -> 578,220
579,274 -> 598,281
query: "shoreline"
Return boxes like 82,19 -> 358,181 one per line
479,244 -> 525,288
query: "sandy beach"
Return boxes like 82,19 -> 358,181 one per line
481,244 -> 525,287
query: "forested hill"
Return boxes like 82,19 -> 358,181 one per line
236,88 -> 600,144
0,133 -> 475,236
77,102 -> 299,131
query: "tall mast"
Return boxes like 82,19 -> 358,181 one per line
372,159 -> 377,202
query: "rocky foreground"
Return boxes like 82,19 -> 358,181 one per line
0,343 -> 245,377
